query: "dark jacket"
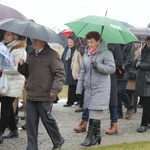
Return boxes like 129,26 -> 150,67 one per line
18,43 -> 65,101
135,45 -> 150,97
120,42 -> 135,81
61,46 -> 77,85
108,44 -> 123,106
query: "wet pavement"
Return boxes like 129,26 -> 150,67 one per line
1,100 -> 150,150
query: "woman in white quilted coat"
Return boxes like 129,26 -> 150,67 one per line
0,31 -> 27,144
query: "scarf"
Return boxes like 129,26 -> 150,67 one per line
65,47 -> 71,61
89,46 -> 98,54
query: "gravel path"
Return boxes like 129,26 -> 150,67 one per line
1,100 -> 150,150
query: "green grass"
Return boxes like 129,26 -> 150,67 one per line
58,85 -> 68,99
86,141 -> 150,150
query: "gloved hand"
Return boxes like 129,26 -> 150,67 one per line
76,94 -> 82,100
91,61 -> 98,69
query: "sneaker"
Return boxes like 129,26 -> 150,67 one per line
137,126 -> 147,133
75,108 -> 83,113
125,108 -> 134,119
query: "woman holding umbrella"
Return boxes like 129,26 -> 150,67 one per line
76,31 -> 116,146
0,31 -> 27,143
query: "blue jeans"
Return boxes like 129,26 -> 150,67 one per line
109,106 -> 118,123
117,80 -> 133,116
82,108 -> 89,121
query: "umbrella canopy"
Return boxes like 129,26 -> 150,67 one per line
130,27 -> 150,42
70,32 -> 87,49
58,32 -> 68,48
62,29 -> 73,37
0,18 -> 63,45
65,15 -> 138,44
0,4 -> 27,20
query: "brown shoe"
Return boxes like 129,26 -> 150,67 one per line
106,123 -> 118,135
74,120 -> 87,132
125,108 -> 134,119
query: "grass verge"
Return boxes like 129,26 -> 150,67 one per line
86,141 -> 150,150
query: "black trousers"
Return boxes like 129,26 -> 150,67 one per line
140,97 -> 150,127
67,85 -> 78,105
26,100 -> 63,150
0,96 -> 17,133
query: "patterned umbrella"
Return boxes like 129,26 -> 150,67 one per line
0,4 -> 27,20
70,32 -> 87,55
0,43 -> 14,69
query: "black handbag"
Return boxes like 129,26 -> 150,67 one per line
128,69 -> 137,79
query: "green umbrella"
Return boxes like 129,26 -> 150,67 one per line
65,15 -> 138,44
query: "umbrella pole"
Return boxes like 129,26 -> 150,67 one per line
105,10 -> 108,16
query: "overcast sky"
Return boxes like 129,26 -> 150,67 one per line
0,0 -> 150,32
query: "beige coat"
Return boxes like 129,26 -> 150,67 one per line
71,49 -> 83,80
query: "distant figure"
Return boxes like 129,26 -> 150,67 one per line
126,42 -> 141,113
106,44 -> 123,135
136,36 -> 150,133
62,36 -> 78,107
117,42 -> 135,119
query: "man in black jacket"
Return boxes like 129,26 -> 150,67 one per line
117,42 -> 135,119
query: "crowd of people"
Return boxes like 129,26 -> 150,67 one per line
0,26 -> 150,150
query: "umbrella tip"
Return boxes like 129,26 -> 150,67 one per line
105,10 -> 108,16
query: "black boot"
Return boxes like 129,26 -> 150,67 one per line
81,119 -> 96,146
3,130 -> 19,139
91,120 -> 101,145
0,132 -> 3,144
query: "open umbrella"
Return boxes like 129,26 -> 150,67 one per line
62,29 -> 73,37
65,15 -> 138,44
0,18 -> 63,45
0,4 -> 27,20
130,27 -> 150,42
58,32 -> 68,48
70,32 -> 87,49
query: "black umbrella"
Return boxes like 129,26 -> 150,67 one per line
58,32 -> 68,48
0,4 -> 27,20
130,27 -> 150,42
0,18 -> 63,45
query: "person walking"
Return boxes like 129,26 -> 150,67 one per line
106,44 -> 123,135
126,42 -> 141,113
0,31 -> 27,143
76,31 -> 116,146
62,36 -> 78,107
136,36 -> 150,133
18,39 -> 65,150
71,45 -> 85,112
117,42 -> 135,119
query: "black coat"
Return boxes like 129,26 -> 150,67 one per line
61,46 -> 77,85
120,42 -> 135,81
135,45 -> 150,97
108,44 -> 123,106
